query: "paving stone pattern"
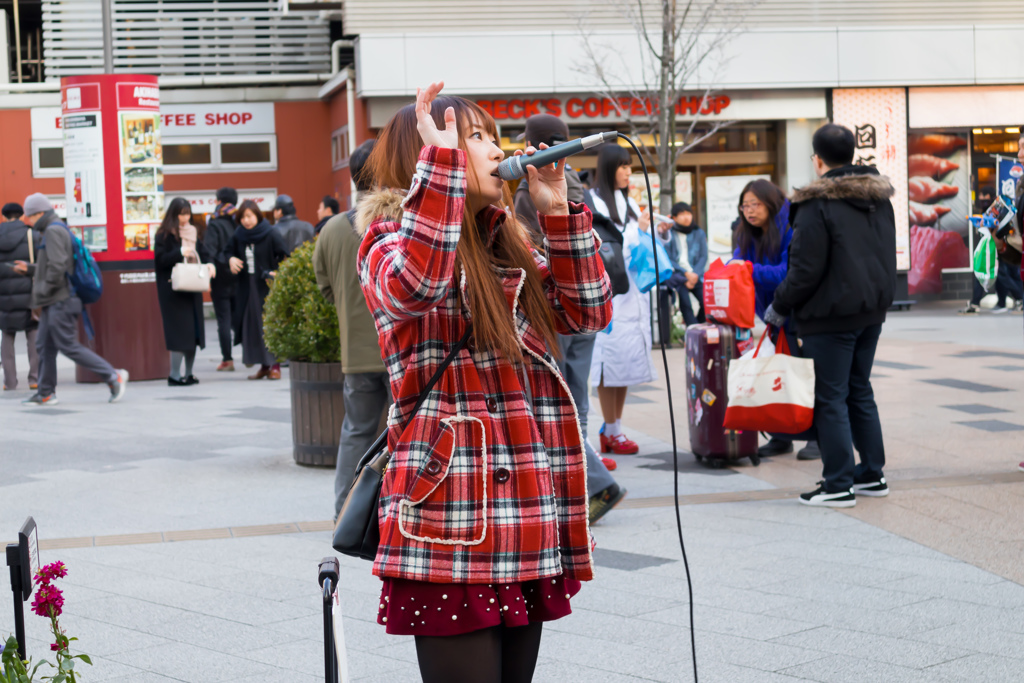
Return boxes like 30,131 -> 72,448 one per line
1,312 -> 1023,682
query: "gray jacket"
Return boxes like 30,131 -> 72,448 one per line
513,166 -> 585,247
274,214 -> 315,253
32,211 -> 73,308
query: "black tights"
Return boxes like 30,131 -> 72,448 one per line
414,622 -> 543,683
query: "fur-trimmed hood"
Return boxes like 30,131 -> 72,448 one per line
792,168 -> 895,205
354,188 -> 406,237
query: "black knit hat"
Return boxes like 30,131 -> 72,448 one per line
1,202 -> 23,219
524,114 -> 569,148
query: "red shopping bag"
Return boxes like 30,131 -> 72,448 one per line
703,258 -> 756,329
723,329 -> 815,433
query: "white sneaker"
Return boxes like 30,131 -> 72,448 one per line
109,369 -> 129,403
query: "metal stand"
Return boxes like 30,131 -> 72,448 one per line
318,558 -> 340,683
6,544 -> 27,661
6,518 -> 38,662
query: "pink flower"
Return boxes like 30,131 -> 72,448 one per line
31,584 -> 64,617
35,562 -> 68,585
50,642 -> 61,652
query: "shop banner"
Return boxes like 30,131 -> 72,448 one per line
832,89 -> 910,271
161,103 -> 275,137
168,189 -> 278,215
704,175 -> 769,255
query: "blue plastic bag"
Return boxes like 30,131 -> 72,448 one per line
630,236 -> 675,293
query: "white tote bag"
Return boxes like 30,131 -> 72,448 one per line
171,254 -> 211,293
723,328 -> 815,433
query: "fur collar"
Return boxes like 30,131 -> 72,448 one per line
792,173 -> 895,204
354,188 -> 406,236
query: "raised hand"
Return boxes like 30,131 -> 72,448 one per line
521,144 -> 568,216
638,208 -> 651,233
415,81 -> 457,149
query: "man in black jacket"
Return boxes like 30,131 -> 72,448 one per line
203,187 -> 239,371
765,124 -> 896,508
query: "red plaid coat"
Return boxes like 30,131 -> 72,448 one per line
356,146 -> 613,584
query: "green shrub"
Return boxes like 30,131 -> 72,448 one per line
263,240 -> 340,363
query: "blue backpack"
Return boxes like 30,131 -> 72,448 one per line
58,221 -> 103,304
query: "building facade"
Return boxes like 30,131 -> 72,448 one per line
4,1 -> 1024,298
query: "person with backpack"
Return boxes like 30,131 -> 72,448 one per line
19,193 -> 127,406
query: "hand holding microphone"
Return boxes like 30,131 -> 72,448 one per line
516,144 -> 569,216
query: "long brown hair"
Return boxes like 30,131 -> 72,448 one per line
735,179 -> 786,263
366,97 -> 559,362
157,196 -> 202,240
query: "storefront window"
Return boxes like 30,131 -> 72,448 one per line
38,147 -> 64,169
31,143 -> 65,177
164,143 -> 212,166
221,141 -> 272,165
971,127 -> 1019,211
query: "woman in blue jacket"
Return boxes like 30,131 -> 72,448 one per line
733,179 -> 792,320
733,179 -> 819,461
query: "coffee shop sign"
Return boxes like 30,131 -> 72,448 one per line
477,95 -> 732,121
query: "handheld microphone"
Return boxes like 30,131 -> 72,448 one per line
498,131 -> 619,181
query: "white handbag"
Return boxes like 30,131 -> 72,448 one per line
171,254 -> 211,293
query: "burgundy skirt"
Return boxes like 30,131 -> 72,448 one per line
377,575 -> 582,637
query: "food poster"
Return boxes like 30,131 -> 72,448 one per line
82,226 -> 108,252
119,111 -> 164,237
62,113 -> 107,227
628,173 -> 660,209
832,88 -> 910,271
124,223 -> 151,251
906,132 -> 970,294
704,174 -> 769,255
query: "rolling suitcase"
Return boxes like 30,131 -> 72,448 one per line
684,323 -> 759,467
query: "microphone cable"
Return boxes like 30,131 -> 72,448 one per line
617,132 -> 699,683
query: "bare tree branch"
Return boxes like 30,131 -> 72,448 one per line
573,0 -> 760,212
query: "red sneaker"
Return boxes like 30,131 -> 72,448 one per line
601,457 -> 618,471
600,432 -> 639,455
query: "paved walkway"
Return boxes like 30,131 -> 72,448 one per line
2,306 -> 1023,682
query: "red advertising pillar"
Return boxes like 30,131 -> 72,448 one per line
61,74 -> 167,382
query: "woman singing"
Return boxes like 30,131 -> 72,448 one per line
356,82 -> 612,683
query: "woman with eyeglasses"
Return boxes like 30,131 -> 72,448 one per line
733,178 -> 819,461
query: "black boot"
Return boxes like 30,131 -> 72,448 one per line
758,437 -> 794,458
797,441 -> 821,460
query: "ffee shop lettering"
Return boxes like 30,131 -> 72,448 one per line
477,95 -> 731,121
163,112 -> 255,128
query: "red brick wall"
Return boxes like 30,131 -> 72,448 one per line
0,110 -> 65,206
328,83 -> 374,209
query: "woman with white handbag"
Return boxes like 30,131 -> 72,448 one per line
154,197 -> 215,386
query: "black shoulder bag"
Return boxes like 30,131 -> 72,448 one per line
333,324 -> 473,560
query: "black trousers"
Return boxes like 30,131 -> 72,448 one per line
799,324 -> 886,492
212,294 -> 233,361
